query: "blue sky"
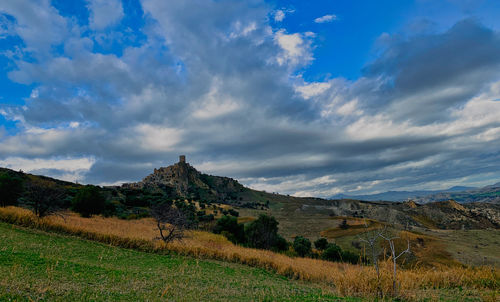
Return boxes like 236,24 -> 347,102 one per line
1,0 -> 500,197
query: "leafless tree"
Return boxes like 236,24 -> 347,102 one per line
24,178 -> 65,217
380,233 -> 411,296
150,203 -> 188,243
358,221 -> 386,297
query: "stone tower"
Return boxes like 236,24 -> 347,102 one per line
179,155 -> 186,163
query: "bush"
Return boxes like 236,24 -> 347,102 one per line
341,250 -> 360,264
339,219 -> 349,230
245,214 -> 283,251
213,215 -> 245,244
198,214 -> 215,222
0,172 -> 24,207
321,243 -> 342,262
293,236 -> 312,257
228,209 -> 239,217
314,237 -> 329,250
174,200 -> 198,228
274,235 -> 289,252
72,185 -> 106,218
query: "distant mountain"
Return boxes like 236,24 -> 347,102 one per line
331,183 -> 500,204
331,186 -> 476,202
413,183 -> 500,204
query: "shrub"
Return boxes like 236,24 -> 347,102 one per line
314,237 -> 329,250
293,236 -> 312,257
213,215 -> 245,244
0,172 -> 24,207
322,243 -> 342,262
198,214 -> 215,222
339,219 -> 349,230
72,185 -> 106,218
341,250 -> 360,264
228,209 -> 239,217
174,200 -> 198,227
274,235 -> 289,252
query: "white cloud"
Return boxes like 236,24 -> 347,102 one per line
274,30 -> 313,66
0,156 -> 95,182
0,0 -> 69,55
274,10 -> 285,22
273,8 -> 294,22
87,0 -> 124,30
295,82 -> 331,99
129,124 -> 183,153
336,99 -> 362,116
314,14 -> 338,23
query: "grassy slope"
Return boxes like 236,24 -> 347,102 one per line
0,223 -> 346,302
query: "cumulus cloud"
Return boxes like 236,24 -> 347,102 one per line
314,14 -> 337,23
274,29 -> 314,66
0,1 -> 499,197
87,0 -> 124,30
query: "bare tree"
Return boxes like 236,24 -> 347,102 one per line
150,203 -> 188,243
358,222 -> 386,297
380,233 -> 411,296
24,178 -> 65,217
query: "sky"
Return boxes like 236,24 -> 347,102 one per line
1,0 -> 500,197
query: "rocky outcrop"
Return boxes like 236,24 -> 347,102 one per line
122,156 -> 245,202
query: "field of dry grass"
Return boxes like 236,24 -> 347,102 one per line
0,206 -> 498,301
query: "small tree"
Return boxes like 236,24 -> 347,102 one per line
150,202 -> 187,243
380,233 -> 411,296
245,214 -> 286,251
0,172 -> 24,207
72,185 -> 106,217
24,178 -> 65,217
358,222 -> 386,297
314,237 -> 329,250
293,236 -> 312,257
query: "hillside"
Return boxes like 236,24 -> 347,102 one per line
0,222 -> 339,301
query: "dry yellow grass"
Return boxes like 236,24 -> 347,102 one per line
0,206 -> 498,300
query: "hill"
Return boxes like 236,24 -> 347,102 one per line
122,156 -> 246,203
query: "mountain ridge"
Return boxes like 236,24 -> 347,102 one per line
330,184 -> 500,204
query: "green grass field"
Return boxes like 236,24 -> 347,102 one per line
0,222 -> 348,301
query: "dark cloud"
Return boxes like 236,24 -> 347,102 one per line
362,19 -> 500,123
